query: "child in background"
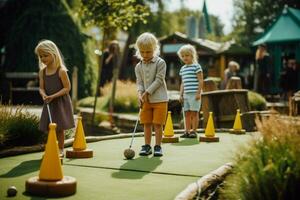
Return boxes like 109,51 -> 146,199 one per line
222,61 -> 239,89
178,44 -> 203,138
35,40 -> 75,157
134,32 -> 168,157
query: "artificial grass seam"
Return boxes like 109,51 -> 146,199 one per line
64,163 -> 202,178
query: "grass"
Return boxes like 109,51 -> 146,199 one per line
0,104 -> 46,149
219,116 -> 300,200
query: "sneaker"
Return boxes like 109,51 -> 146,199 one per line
153,145 -> 163,157
139,144 -> 152,156
188,131 -> 197,138
180,132 -> 190,138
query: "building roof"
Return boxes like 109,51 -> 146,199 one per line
253,6 -> 300,46
219,42 -> 252,55
159,32 -> 216,55
159,32 -> 251,56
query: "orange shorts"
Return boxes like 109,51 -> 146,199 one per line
140,102 -> 168,125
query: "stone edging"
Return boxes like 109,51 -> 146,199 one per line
175,162 -> 234,200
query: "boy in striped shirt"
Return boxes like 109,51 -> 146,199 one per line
178,44 -> 204,138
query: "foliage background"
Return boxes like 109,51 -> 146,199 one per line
230,0 -> 300,46
0,0 -> 97,98
0,104 -> 46,150
220,116 -> 300,199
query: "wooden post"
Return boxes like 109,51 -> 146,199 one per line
226,76 -> 242,89
72,67 -> 78,112
109,51 -> 120,127
220,55 -> 226,79
291,91 -> 300,116
92,32 -> 107,126
203,79 -> 217,92
109,32 -> 130,127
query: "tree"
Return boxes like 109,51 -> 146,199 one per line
232,0 -> 300,46
80,0 -> 150,124
0,0 -> 96,98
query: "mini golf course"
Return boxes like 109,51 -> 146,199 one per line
0,133 -> 252,200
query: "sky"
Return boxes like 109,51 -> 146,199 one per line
166,0 -> 234,34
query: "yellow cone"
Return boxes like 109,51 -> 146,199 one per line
73,116 -> 87,151
233,109 -> 242,130
163,111 -> 174,137
205,112 -> 215,137
39,123 -> 63,181
229,109 -> 246,134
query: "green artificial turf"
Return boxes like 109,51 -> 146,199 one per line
0,133 -> 252,200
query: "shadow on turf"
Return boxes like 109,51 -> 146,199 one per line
23,191 -> 48,200
0,159 -> 41,178
111,156 -> 162,179
171,138 -> 199,146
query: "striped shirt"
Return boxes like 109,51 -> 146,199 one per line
179,64 -> 203,94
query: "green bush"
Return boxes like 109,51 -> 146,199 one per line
220,116 -> 300,200
78,80 -> 139,113
248,90 -> 267,111
0,104 -> 46,149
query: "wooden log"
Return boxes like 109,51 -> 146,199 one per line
175,163 -> 234,200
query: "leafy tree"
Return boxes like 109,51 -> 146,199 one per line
0,0 -> 96,98
80,0 -> 150,34
232,0 -> 300,46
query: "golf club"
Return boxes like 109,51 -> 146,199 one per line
182,106 -> 186,131
129,108 -> 141,149
123,109 -> 141,159
46,103 -> 65,161
46,103 -> 53,124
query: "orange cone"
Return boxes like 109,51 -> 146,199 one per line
199,112 -> 219,142
25,123 -> 77,197
229,109 -> 246,134
73,116 -> 87,150
162,111 -> 179,143
39,123 -> 63,181
66,116 -> 93,158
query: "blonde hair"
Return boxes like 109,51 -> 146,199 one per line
255,45 -> 267,60
177,44 -> 198,64
34,40 -> 67,70
228,61 -> 240,70
135,32 -> 160,59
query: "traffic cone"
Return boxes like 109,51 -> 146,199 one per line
25,123 -> 77,197
73,116 -> 87,150
39,123 -> 63,181
229,109 -> 246,134
162,111 -> 179,143
199,112 -> 219,142
66,116 -> 93,158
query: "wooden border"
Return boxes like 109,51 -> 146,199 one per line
175,163 -> 233,200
